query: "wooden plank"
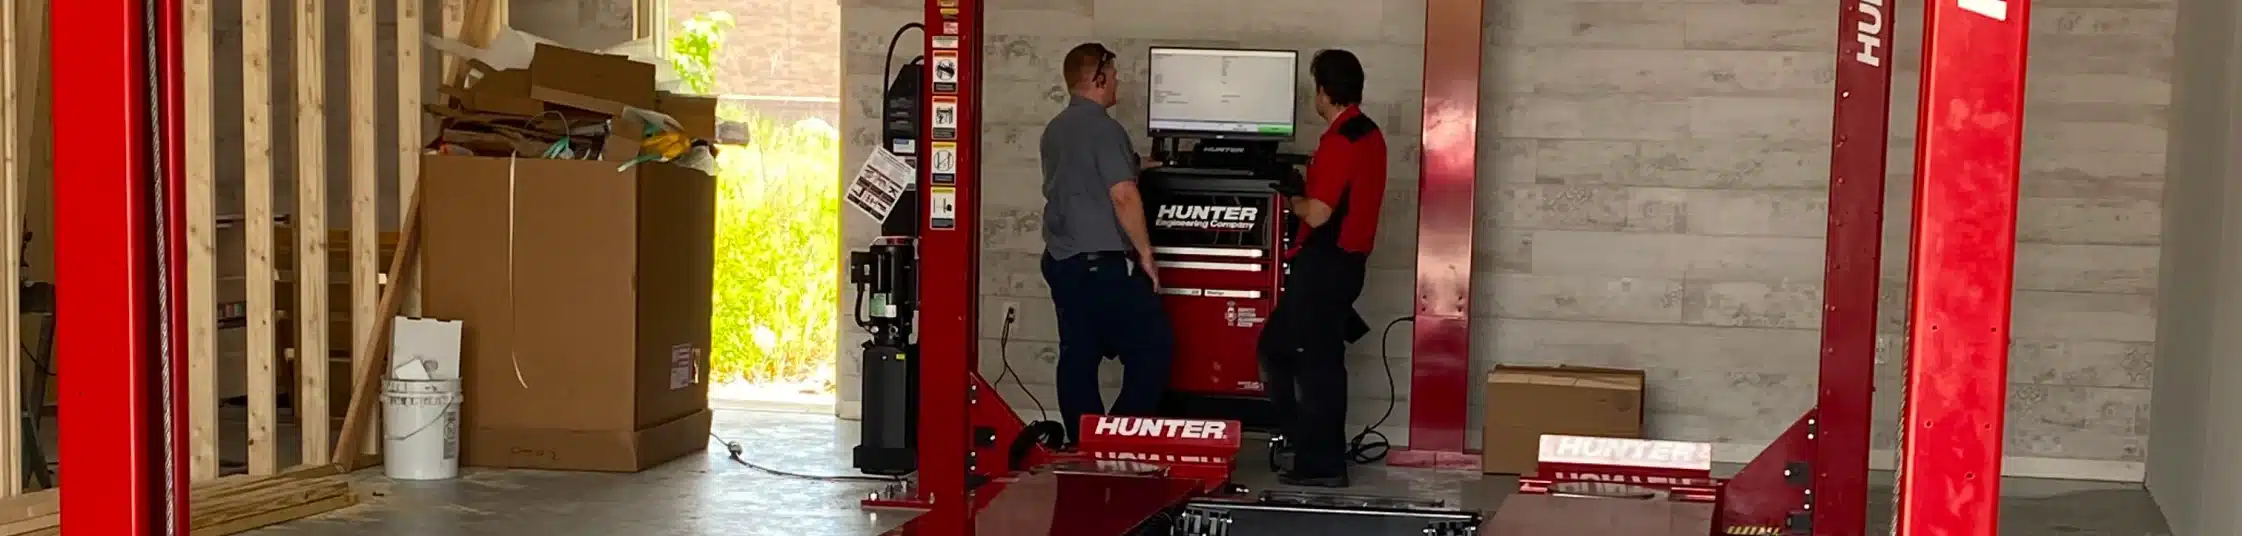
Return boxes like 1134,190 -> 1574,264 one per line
192,492 -> 353,536
331,187 -> 423,469
294,0 -> 333,466
399,0 -> 425,318
241,0 -> 281,477
442,0 -> 506,88
634,0 -> 661,39
0,514 -> 53,535
0,467 -> 354,536
348,0 -> 381,457
183,0 -> 222,483
0,489 -> 54,525
0,0 -> 22,498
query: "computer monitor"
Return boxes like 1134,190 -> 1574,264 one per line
1146,47 -> 1299,140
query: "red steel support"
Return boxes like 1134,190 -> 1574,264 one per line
1896,0 -> 2031,534
1812,0 -> 1900,532
53,0 -> 192,533
1393,0 -> 1485,470
913,0 -> 983,533
1717,0 -> 1898,532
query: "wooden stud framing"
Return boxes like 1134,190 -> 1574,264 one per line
444,0 -> 506,88
241,0 -> 281,477
400,0 -> 425,319
183,0 -> 221,483
295,0 -> 333,465
0,0 -> 22,498
349,0 -> 381,458
38,0 -> 483,493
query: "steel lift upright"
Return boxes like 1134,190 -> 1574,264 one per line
48,0 -> 2030,534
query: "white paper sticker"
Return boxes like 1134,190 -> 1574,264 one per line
932,35 -> 959,50
670,343 -> 704,390
845,148 -> 915,222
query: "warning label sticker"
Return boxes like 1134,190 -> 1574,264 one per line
930,142 -> 958,185
931,51 -> 961,94
929,187 -> 959,230
931,97 -> 959,140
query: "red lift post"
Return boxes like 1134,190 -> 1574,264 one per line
1895,0 -> 2031,534
1390,0 -> 1487,471
910,0 -> 983,533
51,0 -> 196,534
1810,0 -> 1902,531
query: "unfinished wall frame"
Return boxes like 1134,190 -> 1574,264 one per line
38,0 -> 446,526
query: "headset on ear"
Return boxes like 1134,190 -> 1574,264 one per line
1092,48 -> 1115,88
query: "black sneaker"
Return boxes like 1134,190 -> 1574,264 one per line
1279,471 -> 1350,488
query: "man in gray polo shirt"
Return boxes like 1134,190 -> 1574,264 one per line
1039,43 -> 1174,446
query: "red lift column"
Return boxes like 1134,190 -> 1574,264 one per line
1895,0 -> 2032,534
1391,0 -> 1486,471
912,0 -> 983,533
1810,0 -> 1901,532
1714,0 -> 1897,532
51,0 -> 195,534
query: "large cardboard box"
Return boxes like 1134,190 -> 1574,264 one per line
1481,365 -> 1646,475
420,154 -> 717,472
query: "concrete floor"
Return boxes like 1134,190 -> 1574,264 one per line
246,408 -> 2172,536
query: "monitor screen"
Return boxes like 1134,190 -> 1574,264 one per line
1146,47 -> 1299,139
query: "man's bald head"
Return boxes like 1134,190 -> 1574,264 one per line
1062,43 -> 1119,106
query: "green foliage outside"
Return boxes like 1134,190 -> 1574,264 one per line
709,113 -> 840,383
671,11 -> 841,384
667,11 -> 734,95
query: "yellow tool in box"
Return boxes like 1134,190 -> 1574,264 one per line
614,108 -> 719,173
640,130 -> 695,161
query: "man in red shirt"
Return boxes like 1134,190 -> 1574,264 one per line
1259,49 -> 1386,488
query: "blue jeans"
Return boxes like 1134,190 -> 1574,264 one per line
1041,251 -> 1175,444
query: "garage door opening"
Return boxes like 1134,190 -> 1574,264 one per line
657,1 -> 843,411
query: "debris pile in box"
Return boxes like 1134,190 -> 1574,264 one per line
426,42 -> 726,173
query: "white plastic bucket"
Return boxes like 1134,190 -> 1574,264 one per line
382,378 -> 463,480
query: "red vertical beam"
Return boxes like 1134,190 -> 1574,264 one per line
1896,0 -> 2031,534
51,0 -> 170,534
1394,0 -> 1484,468
914,0 -> 981,533
1813,0 -> 1900,532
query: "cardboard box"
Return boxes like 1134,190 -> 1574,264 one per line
457,68 -> 546,117
528,43 -> 657,116
420,154 -> 716,472
1481,365 -> 1646,475
655,93 -> 720,140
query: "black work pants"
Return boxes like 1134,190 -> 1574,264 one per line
1042,251 -> 1176,445
1257,247 -> 1369,478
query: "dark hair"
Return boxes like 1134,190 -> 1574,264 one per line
1309,49 -> 1365,106
1063,43 -> 1116,89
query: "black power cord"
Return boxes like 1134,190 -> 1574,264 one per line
991,306 -> 1051,421
706,432 -> 901,484
1344,317 -> 1411,465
